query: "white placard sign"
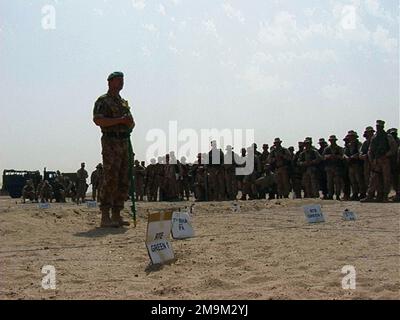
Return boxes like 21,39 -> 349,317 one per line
38,203 -> 50,209
231,202 -> 241,213
171,211 -> 194,239
146,238 -> 175,265
146,211 -> 173,243
343,209 -> 356,221
303,204 -> 325,223
86,201 -> 97,208
146,211 -> 174,264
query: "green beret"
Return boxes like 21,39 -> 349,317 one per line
376,120 -> 385,126
107,71 -> 124,81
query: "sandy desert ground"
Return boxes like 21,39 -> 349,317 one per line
0,196 -> 399,300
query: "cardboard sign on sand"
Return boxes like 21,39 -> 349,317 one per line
171,211 -> 194,239
146,211 -> 174,265
343,209 -> 357,221
86,201 -> 97,208
38,203 -> 50,209
303,204 -> 325,223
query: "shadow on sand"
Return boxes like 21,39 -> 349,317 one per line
145,258 -> 177,274
74,227 -> 128,238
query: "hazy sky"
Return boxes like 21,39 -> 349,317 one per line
0,0 -> 399,181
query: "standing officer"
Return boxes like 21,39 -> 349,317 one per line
322,135 -> 344,200
76,162 -> 89,204
362,120 -> 396,202
93,72 -> 135,227
90,163 -> 103,202
267,138 -> 291,198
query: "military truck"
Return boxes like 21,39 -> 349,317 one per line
1,170 -> 42,198
1,169 -> 78,199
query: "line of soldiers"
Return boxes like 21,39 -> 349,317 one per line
21,163 -> 96,204
132,120 -> 399,203
20,119 -> 399,204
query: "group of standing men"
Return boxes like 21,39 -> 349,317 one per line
132,120 -> 399,204
21,163 -> 104,204
92,72 -> 398,229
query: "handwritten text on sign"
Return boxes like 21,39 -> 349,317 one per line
303,204 -> 325,223
146,239 -> 174,265
146,211 -> 174,264
171,211 -> 194,239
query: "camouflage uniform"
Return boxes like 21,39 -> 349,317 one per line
133,160 -> 145,201
155,159 -> 166,201
342,137 -> 351,201
242,147 -> 262,200
363,121 -> 397,202
178,158 -> 191,201
224,147 -> 238,200
76,165 -> 88,203
190,154 -> 206,201
145,160 -> 158,201
93,80 -> 133,226
360,127 -> 375,198
260,144 -> 270,168
267,138 -> 291,198
255,165 -> 277,199
292,142 -> 305,199
322,136 -> 344,200
317,139 -> 328,198
344,132 -> 365,200
22,180 -> 36,203
64,177 -> 76,202
40,180 -> 53,203
163,155 -> 179,201
395,145 -> 400,201
298,142 -> 322,198
53,180 -> 66,203
388,129 -> 400,194
236,148 -> 247,197
207,143 -> 226,201
90,164 -> 103,202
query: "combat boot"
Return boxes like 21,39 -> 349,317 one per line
360,196 -> 375,203
100,210 -> 119,228
350,194 -> 359,201
111,209 -> 130,227
392,195 -> 400,202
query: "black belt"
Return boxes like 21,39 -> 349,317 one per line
102,132 -> 130,139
